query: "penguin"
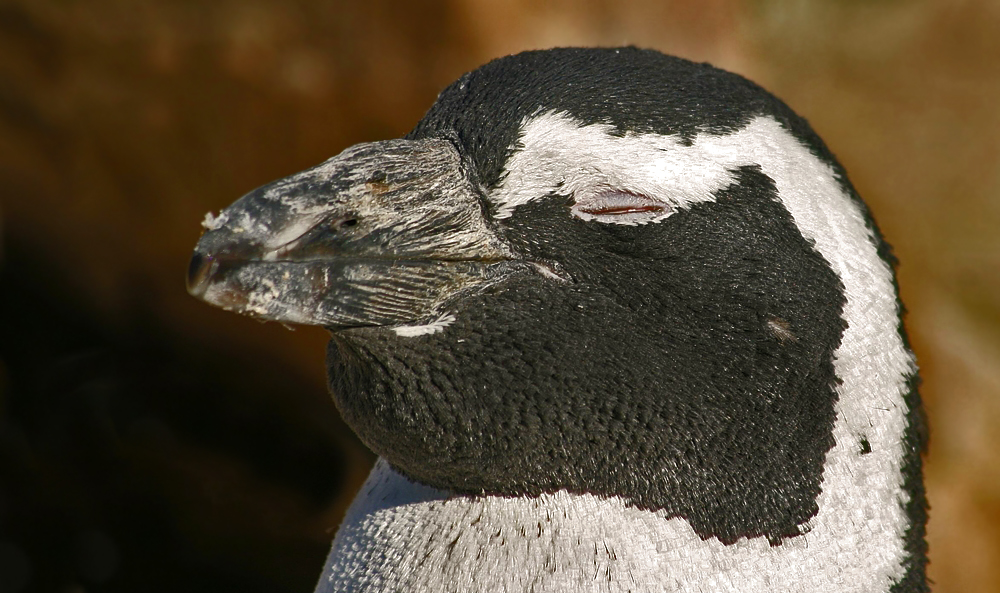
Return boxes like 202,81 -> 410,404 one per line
187,47 -> 928,593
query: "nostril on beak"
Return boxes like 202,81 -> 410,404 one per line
186,252 -> 215,297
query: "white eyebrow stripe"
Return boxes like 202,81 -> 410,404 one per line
491,111 -> 746,220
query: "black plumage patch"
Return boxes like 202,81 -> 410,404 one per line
329,166 -> 846,544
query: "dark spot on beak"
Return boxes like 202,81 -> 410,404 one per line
329,216 -> 360,231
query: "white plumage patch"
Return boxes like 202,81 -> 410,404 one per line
393,313 -> 457,337
491,111 -> 742,221
318,113 -> 916,592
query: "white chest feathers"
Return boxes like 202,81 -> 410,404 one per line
315,459 -> 906,593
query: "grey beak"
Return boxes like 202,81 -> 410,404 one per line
187,138 -> 513,329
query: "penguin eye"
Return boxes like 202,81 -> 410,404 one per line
571,189 -> 673,225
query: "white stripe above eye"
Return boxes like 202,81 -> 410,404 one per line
490,111 -> 746,220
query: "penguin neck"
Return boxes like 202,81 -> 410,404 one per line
316,456 -> 912,593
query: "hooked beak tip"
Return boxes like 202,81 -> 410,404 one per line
186,251 -> 214,298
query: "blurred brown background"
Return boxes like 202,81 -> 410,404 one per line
0,1 -> 997,592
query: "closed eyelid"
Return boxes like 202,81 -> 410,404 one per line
571,189 -> 674,224
574,189 -> 669,215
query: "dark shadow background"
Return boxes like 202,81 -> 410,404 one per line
1,1 -> 998,592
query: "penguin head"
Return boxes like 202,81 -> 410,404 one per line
188,47 -> 925,577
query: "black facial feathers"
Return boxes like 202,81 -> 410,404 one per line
330,164 -> 846,543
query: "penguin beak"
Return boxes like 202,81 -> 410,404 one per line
187,138 -> 512,329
